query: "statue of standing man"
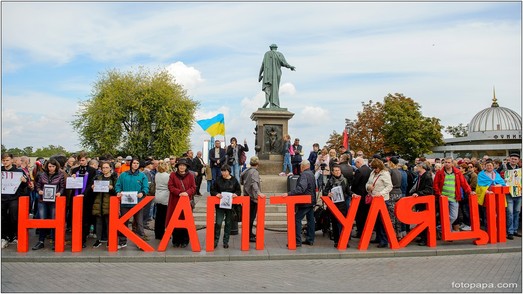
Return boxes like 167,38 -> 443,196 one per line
258,44 -> 296,109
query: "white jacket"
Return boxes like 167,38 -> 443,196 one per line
366,169 -> 393,201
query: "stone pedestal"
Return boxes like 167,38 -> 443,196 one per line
251,108 -> 294,175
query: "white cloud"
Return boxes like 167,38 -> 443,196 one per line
165,61 -> 204,92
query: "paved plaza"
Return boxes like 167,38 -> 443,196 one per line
1,252 -> 521,292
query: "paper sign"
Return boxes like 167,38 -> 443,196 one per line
43,184 -> 57,202
93,180 -> 110,193
121,191 -> 138,205
219,192 -> 233,209
331,186 -> 344,203
1,171 -> 23,194
505,169 -> 522,197
66,177 -> 84,189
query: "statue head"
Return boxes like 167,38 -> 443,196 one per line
269,44 -> 278,49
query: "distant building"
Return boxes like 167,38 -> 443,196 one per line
432,91 -> 521,159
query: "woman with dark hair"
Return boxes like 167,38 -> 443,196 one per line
115,157 -> 149,249
211,164 -> 241,249
366,158 -> 393,248
32,158 -> 66,250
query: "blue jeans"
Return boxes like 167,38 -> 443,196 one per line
211,166 -> 221,185
282,153 -> 292,174
231,162 -> 241,182
38,201 -> 56,242
295,206 -> 315,244
448,201 -> 459,226
375,200 -> 392,246
506,195 -> 522,235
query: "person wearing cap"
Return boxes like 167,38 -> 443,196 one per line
226,137 -> 249,182
115,157 -> 149,249
504,153 -> 522,238
258,44 -> 296,109
289,138 -> 303,176
166,158 -> 196,248
240,156 -> 266,242
210,164 -> 241,249
116,156 -> 132,176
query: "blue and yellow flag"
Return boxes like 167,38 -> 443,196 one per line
197,113 -> 225,137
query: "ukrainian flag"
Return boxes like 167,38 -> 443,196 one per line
197,113 -> 225,137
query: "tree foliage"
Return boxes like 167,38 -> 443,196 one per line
445,123 -> 468,138
382,93 -> 444,161
72,68 -> 198,159
1,144 -> 69,157
325,131 -> 343,151
345,100 -> 385,157
340,94 -> 444,161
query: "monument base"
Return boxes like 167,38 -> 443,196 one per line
251,108 -> 294,164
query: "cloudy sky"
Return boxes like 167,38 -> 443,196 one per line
2,2 -> 521,159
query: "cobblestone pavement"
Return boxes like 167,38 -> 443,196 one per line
2,252 -> 520,293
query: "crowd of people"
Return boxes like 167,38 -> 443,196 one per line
1,136 -> 521,251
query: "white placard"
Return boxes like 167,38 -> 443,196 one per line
121,191 -> 138,205
66,177 -> 84,189
93,180 -> 110,193
1,171 -> 23,194
331,186 -> 344,203
219,192 -> 233,209
43,184 -> 57,202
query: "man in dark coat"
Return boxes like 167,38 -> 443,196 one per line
284,160 -> 316,246
352,157 -> 372,238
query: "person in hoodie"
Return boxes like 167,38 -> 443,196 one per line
323,164 -> 351,248
115,157 -> 149,249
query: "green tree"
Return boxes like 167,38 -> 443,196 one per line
32,145 -> 69,157
72,68 -> 198,158
23,146 -> 34,156
6,147 -> 24,156
445,123 -> 468,138
382,93 -> 444,161
1,144 -> 7,154
345,100 -> 385,157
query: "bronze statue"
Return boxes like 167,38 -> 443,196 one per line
258,44 -> 295,109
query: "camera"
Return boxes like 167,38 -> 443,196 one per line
320,163 -> 327,170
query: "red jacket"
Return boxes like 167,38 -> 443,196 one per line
433,167 -> 471,202
165,171 -> 196,227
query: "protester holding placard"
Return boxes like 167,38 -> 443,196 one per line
70,151 -> 98,248
32,158 -> 66,250
1,153 -> 29,249
210,164 -> 241,249
323,164 -> 351,248
115,157 -> 149,249
91,162 -> 118,248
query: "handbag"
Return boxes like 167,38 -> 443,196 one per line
180,179 -> 195,210
365,174 -> 382,204
232,204 -> 242,222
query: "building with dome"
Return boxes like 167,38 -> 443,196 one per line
432,91 -> 522,159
